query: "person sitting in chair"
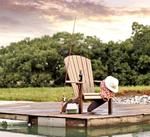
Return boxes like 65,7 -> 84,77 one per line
87,76 -> 119,112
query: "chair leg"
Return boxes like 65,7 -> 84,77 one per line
78,97 -> 83,114
78,83 -> 83,114
108,99 -> 112,114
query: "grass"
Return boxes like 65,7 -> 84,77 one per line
0,86 -> 149,102
117,86 -> 150,96
0,87 -> 73,102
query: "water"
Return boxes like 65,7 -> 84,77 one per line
0,123 -> 150,137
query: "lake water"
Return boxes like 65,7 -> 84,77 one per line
0,123 -> 150,137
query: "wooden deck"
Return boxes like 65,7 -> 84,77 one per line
0,101 -> 149,127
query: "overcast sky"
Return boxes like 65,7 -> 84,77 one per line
0,0 -> 150,46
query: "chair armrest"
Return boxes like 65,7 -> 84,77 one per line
65,80 -> 83,84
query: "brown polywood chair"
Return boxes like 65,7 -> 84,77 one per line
63,55 -> 112,114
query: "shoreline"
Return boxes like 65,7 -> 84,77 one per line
114,95 -> 150,104
0,94 -> 149,105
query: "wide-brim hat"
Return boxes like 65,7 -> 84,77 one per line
104,76 -> 119,93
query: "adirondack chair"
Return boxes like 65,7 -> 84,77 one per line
63,55 -> 112,114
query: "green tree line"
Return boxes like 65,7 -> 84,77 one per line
0,22 -> 150,87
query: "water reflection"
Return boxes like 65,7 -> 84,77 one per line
0,123 -> 150,137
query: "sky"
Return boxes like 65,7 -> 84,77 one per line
0,0 -> 150,46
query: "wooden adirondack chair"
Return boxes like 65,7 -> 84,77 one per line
63,55 -> 112,114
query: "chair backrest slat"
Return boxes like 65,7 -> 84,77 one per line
64,55 -> 94,96
86,57 -> 94,90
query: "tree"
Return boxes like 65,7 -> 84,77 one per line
0,22 -> 150,87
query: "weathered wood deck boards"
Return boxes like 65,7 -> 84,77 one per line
0,102 -> 149,127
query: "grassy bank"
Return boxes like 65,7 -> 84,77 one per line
117,86 -> 150,96
0,86 -> 150,102
0,87 -> 73,102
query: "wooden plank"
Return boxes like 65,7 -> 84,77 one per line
85,57 -> 94,93
83,93 -> 101,96
69,56 -> 79,97
81,56 -> 91,93
65,56 -> 78,97
83,93 -> 102,100
83,96 -> 102,100
75,56 -> 87,93
70,56 -> 79,82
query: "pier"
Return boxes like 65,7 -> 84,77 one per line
0,101 -> 149,127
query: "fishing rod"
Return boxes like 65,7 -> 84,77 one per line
68,17 -> 77,56
61,17 -> 77,113
64,17 -> 77,83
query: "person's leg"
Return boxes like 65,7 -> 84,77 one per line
87,99 -> 107,112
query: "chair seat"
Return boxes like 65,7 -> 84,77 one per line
83,93 -> 102,100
